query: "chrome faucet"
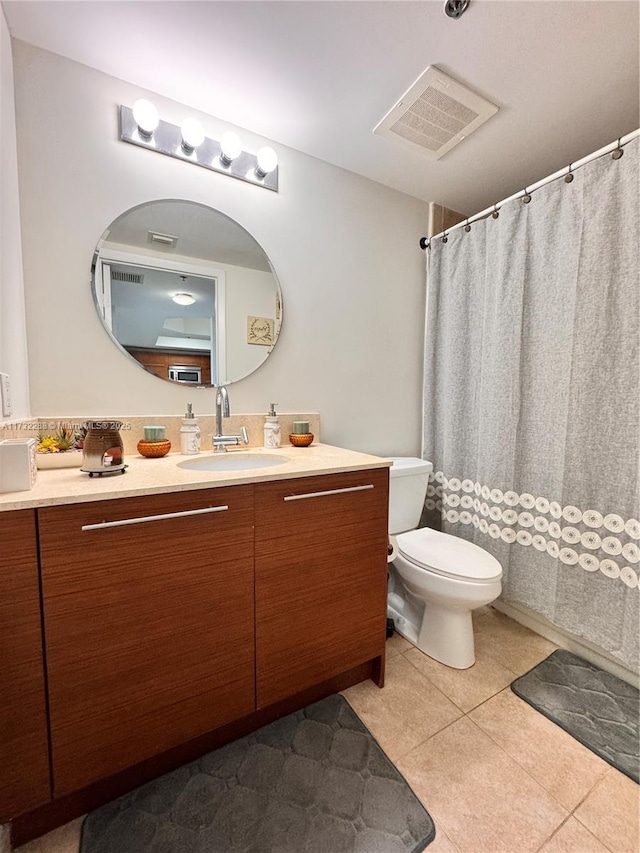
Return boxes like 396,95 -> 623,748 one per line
212,385 -> 249,453
215,386 -> 229,437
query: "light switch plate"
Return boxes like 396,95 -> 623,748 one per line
0,373 -> 13,417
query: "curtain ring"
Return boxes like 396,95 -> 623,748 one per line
491,204 -> 499,219
564,164 -> 574,183
522,188 -> 532,204
612,138 -> 624,160
464,218 -> 471,232
442,231 -> 448,244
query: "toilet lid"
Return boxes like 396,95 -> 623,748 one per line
396,528 -> 502,582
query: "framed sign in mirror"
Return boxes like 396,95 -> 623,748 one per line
91,200 -> 282,386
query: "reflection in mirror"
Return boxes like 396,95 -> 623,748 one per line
92,200 -> 282,386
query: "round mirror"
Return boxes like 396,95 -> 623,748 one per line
91,200 -> 282,386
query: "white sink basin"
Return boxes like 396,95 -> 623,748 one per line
177,453 -> 288,472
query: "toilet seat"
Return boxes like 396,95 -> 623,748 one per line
396,528 -> 502,583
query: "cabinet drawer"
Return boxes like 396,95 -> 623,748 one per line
255,468 -> 388,539
39,487 -> 256,795
255,468 -> 389,707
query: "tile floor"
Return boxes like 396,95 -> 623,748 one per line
16,607 -> 640,853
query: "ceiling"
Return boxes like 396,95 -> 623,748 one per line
3,0 -> 639,214
104,200 -> 274,271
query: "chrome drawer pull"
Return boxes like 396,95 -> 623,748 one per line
82,505 -> 229,531
284,484 -> 374,502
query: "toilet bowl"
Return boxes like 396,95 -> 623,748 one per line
387,458 -> 503,669
391,527 -> 502,668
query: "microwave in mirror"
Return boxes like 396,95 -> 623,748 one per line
168,365 -> 202,384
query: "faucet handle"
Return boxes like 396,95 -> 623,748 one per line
240,426 -> 249,444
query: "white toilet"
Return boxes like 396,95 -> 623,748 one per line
387,458 -> 502,669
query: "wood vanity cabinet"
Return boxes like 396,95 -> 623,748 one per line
0,510 -> 51,822
37,486 -> 255,796
254,468 -> 389,708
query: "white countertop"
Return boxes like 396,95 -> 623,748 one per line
0,444 -> 391,511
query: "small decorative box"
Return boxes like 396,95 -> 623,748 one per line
0,439 -> 37,492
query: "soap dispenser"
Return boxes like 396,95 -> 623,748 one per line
180,403 -> 201,455
263,403 -> 281,448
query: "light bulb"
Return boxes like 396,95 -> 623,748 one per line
181,118 -> 205,153
219,131 -> 242,165
255,146 -> 278,178
172,293 -> 196,306
132,99 -> 159,137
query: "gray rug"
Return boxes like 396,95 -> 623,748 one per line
80,694 -> 435,853
511,649 -> 639,784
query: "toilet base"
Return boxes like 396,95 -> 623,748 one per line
387,571 -> 477,669
417,602 -> 475,669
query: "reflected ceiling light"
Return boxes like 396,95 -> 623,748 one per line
181,117 -> 205,153
132,99 -> 159,138
255,147 -> 278,178
172,293 -> 196,306
219,131 -> 242,165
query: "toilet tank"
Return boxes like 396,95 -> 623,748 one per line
388,457 -> 433,534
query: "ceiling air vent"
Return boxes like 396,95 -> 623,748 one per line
374,65 -> 498,160
111,270 -> 144,284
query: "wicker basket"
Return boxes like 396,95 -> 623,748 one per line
137,439 -> 172,458
289,433 -> 314,447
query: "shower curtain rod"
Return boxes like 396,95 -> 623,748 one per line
420,128 -> 640,249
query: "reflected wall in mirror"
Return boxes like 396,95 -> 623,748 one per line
91,200 -> 282,386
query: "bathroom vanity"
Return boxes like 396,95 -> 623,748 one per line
0,445 -> 390,844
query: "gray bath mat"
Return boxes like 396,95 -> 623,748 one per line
80,694 -> 435,853
511,649 -> 639,784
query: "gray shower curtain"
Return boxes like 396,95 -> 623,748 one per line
423,137 -> 639,673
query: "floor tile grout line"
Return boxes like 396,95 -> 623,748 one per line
465,681 -> 617,818
532,811 -> 574,853
570,768 -> 626,853
398,701 -> 571,815
393,710 -> 470,764
570,764 -> 616,815
570,809 -> 619,853
466,684 -> 513,717
398,647 -> 516,715
457,710 -> 576,819
572,814 -> 620,853
397,648 -> 472,715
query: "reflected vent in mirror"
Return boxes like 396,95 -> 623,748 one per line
111,270 -> 144,284
374,65 -> 498,160
148,231 -> 179,248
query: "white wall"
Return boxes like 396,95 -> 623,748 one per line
12,40 -> 429,455
0,12 -> 30,419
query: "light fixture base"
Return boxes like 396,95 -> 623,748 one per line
119,106 -> 278,192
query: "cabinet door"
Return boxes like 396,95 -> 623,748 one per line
0,510 -> 51,821
255,468 -> 389,708
39,486 -> 255,795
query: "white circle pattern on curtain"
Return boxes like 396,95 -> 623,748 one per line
428,471 -> 639,590
548,521 -> 562,538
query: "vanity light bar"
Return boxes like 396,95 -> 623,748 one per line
119,104 -> 279,192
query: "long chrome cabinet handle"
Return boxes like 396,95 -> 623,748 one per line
81,505 -> 229,531
283,484 -> 374,502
